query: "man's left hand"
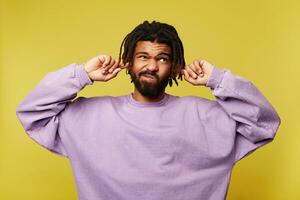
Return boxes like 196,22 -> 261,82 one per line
182,59 -> 214,86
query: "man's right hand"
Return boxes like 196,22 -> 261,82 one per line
83,55 -> 129,82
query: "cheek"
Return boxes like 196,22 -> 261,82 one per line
132,59 -> 145,73
159,64 -> 172,77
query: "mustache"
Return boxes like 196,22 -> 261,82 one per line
138,71 -> 159,79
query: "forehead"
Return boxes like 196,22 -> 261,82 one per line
134,41 -> 171,55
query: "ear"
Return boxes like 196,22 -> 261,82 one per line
125,61 -> 133,75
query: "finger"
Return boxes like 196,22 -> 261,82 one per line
105,67 -> 122,81
189,63 -> 198,74
108,59 -> 120,73
182,69 -> 197,85
185,65 -> 198,79
199,59 -> 206,66
112,67 -> 122,76
102,55 -> 112,67
98,55 -> 105,64
103,58 -> 116,72
119,62 -> 129,69
193,60 -> 204,76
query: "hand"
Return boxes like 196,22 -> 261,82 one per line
182,59 -> 214,86
83,55 -> 129,82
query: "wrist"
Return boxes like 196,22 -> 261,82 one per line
205,66 -> 223,89
75,63 -> 94,86
82,63 -> 94,82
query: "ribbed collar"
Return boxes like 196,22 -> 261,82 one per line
126,93 -> 170,107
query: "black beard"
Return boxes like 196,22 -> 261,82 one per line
129,70 -> 169,99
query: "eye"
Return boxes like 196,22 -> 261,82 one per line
138,55 -> 147,60
159,57 -> 168,62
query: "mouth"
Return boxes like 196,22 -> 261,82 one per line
139,74 -> 158,84
141,75 -> 154,81
142,74 -> 155,79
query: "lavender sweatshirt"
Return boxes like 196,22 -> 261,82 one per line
16,63 -> 281,200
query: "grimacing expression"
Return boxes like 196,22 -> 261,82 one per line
129,41 -> 172,98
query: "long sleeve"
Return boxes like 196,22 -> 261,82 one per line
16,63 -> 93,157
205,66 -> 281,163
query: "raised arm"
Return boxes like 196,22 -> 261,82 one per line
16,55 -> 126,157
183,59 -> 281,162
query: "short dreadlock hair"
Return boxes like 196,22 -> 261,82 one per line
118,20 -> 185,87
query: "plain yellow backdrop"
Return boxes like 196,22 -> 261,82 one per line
1,0 -> 299,199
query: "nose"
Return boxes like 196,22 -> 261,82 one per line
146,59 -> 158,72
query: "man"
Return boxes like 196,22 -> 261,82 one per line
16,21 -> 281,200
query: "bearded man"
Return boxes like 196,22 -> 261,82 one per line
16,20 -> 281,200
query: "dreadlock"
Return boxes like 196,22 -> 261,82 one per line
118,20 -> 185,87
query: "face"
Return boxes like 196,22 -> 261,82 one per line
129,41 -> 172,99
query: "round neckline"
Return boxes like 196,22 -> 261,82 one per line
127,93 -> 170,107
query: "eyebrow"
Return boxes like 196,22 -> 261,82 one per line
135,52 -> 171,57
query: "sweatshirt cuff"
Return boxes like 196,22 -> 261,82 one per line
75,63 -> 94,87
205,66 -> 224,89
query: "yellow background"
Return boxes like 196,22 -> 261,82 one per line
1,0 -> 299,199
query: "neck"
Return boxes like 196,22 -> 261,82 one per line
132,88 -> 165,103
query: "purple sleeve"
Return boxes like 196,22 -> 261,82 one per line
206,66 -> 281,163
16,63 -> 93,157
